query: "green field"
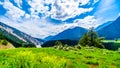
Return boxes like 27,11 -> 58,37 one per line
0,47 -> 120,68
102,40 -> 120,43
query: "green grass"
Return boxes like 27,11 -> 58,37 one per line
0,47 -> 120,68
102,40 -> 120,43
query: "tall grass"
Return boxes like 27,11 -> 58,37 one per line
0,47 -> 120,68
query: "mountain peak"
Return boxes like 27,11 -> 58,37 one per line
49,26 -> 88,41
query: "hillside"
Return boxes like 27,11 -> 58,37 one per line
0,31 -> 14,49
0,47 -> 120,68
42,27 -> 88,46
0,22 -> 42,48
97,16 -> 120,39
0,41 -> 14,49
49,27 -> 88,41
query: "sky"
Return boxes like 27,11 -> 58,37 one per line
0,0 -> 120,39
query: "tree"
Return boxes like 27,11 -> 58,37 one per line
79,33 -> 90,46
79,27 -> 104,48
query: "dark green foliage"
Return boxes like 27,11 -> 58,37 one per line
54,41 -> 71,51
79,33 -> 90,46
22,43 -> 35,48
55,41 -> 62,46
0,31 -> 4,40
2,40 -> 8,45
103,42 -> 120,50
79,28 -> 104,48
0,33 -> 3,40
42,40 -> 78,47
0,30 -> 8,46
54,41 -> 63,50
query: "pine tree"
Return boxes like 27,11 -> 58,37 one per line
79,27 -> 104,48
79,33 -> 90,46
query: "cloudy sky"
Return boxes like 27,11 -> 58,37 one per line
0,0 -> 120,39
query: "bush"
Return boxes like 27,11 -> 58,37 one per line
2,40 -> 8,46
54,41 -> 63,50
75,45 -> 81,49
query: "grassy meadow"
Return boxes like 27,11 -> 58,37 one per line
0,47 -> 120,68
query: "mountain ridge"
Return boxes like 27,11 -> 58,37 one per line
96,16 -> 120,39
0,22 -> 42,48
49,27 -> 88,41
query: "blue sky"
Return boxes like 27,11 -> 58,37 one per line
0,0 -> 120,38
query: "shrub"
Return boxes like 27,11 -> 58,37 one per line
86,60 -> 99,65
75,45 -> 81,49
54,41 -> 63,50
2,40 -> 8,46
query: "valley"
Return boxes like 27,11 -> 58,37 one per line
0,0 -> 120,67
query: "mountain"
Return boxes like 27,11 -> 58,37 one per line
35,38 -> 44,44
0,22 -> 42,48
50,27 -> 88,41
42,27 -> 88,47
95,21 -> 113,31
96,16 -> 120,39
44,35 -> 54,41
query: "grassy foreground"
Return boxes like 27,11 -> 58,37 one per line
0,47 -> 120,68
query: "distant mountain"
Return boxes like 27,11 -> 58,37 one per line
35,38 -> 44,44
95,21 -> 113,31
0,22 -> 42,47
44,35 -> 54,41
96,16 -> 120,39
49,27 -> 88,41
42,27 -> 88,47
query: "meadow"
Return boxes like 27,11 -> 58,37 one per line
0,47 -> 120,68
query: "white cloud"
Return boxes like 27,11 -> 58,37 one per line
119,13 -> 120,16
0,16 -> 74,38
0,0 -> 101,39
27,0 -> 99,20
50,0 -> 94,21
3,1 -> 25,21
73,16 -> 98,29
2,0 -> 99,20
14,0 -> 23,8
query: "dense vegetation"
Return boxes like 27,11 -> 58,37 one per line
79,28 -> 104,48
0,31 -> 8,46
102,40 -> 120,50
0,29 -> 35,48
0,47 -> 120,68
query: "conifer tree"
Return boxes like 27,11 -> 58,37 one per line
79,27 -> 104,48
